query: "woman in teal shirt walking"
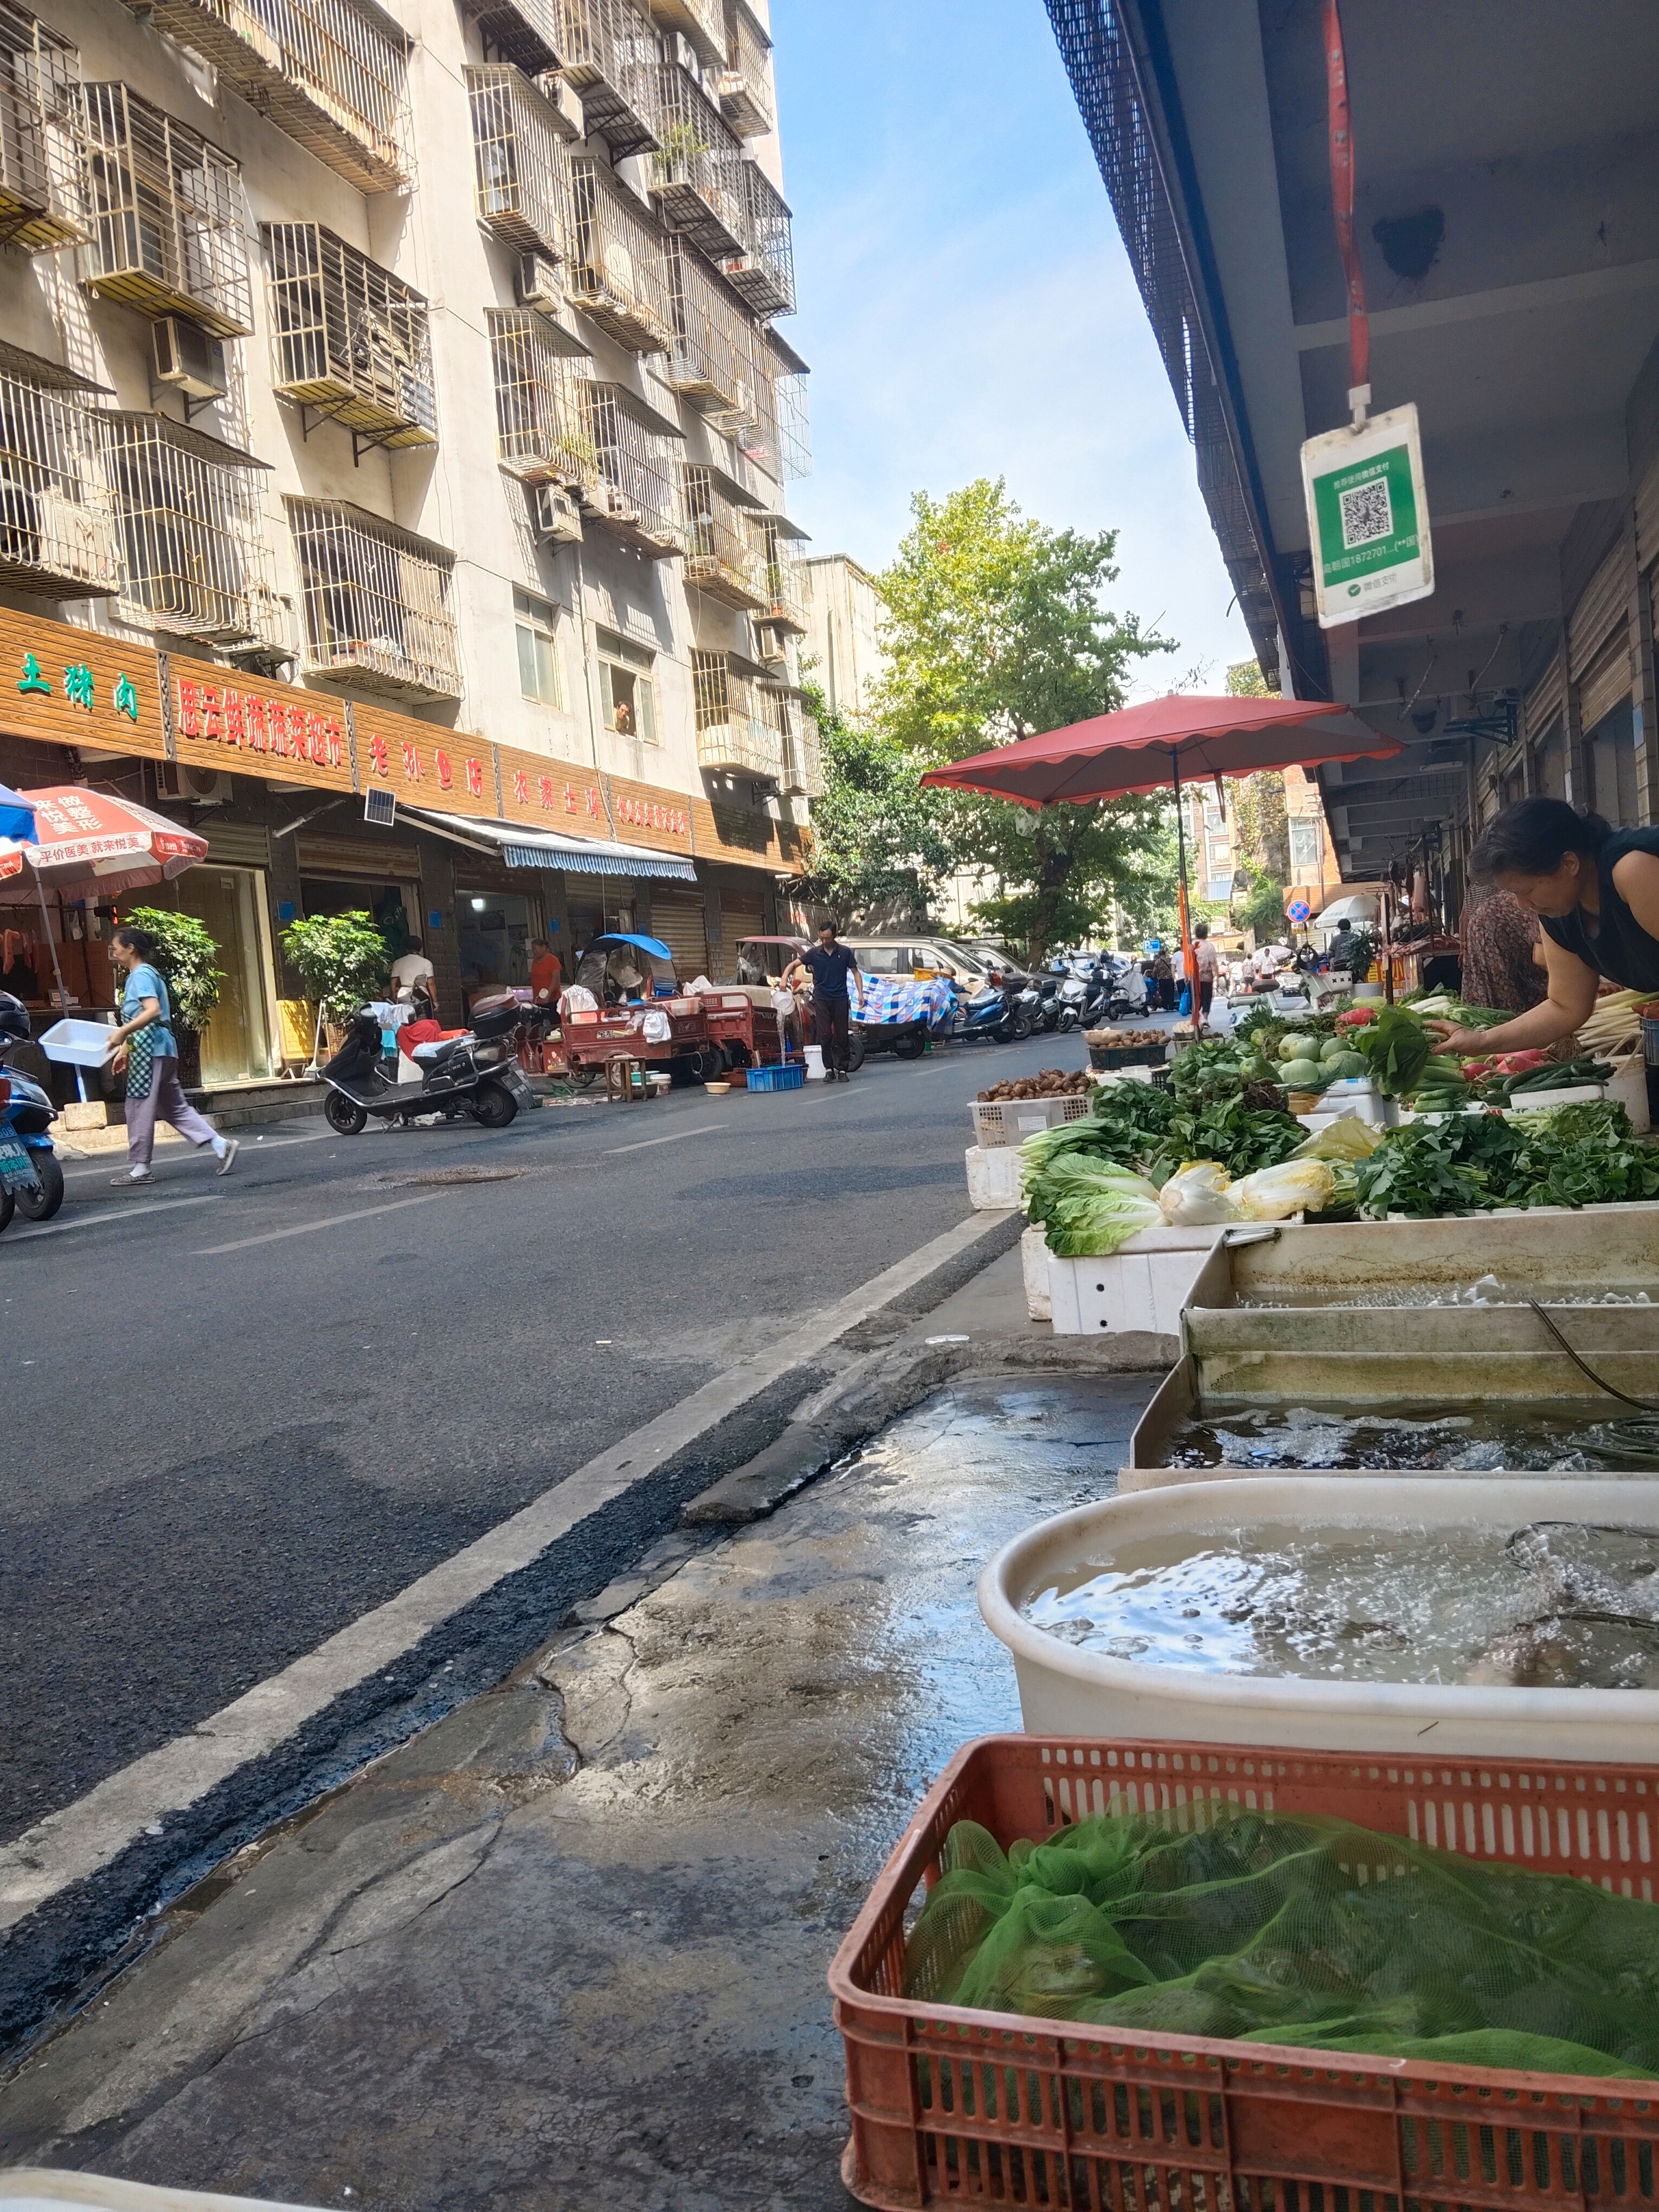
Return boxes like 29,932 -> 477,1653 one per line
107,925 -> 237,1186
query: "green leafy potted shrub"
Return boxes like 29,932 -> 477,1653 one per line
123,905 -> 223,1090
279,911 -> 389,1053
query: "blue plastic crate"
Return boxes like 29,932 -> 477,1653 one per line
745,1061 -> 806,1092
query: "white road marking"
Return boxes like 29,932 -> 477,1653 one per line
603,1120 -> 726,1155
60,1124 -> 335,1181
7,1195 -> 220,1240
0,1207 -> 1012,1927
192,1191 -> 445,1254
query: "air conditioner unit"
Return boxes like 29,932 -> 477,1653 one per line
152,317 -> 227,403
516,252 -> 562,312
533,481 -> 583,542
549,77 -> 583,139
156,762 -> 232,804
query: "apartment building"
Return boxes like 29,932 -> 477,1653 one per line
0,0 -> 815,1082
799,552 -> 882,723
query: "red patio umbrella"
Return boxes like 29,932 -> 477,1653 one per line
919,693 -> 1403,1027
0,784 -> 208,1006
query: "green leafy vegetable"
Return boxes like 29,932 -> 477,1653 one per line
1353,1006 -> 1434,1097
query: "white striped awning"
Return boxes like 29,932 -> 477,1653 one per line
409,811 -> 696,882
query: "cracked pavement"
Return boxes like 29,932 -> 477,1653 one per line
0,1370 -> 1157,2211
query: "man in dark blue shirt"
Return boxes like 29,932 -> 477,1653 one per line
795,922 -> 863,1081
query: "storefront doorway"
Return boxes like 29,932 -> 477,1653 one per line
174,865 -> 276,1084
300,876 -> 421,965
457,889 -> 537,1005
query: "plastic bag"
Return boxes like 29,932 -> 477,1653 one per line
641,1008 -> 672,1044
1232,1158 -> 1337,1219
1157,1161 -> 1239,1225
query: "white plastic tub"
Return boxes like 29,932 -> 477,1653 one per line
980,1476 -> 1659,1758
37,1017 -> 114,1068
1,2175 -> 326,2212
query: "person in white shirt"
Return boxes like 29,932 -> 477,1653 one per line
390,941 -> 437,1020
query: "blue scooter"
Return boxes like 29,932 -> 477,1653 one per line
0,991 -> 60,1223
955,975 -> 1033,1045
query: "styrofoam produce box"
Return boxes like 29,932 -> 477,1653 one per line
964,1143 -> 1021,1210
1020,1224 -> 1052,1320
1047,1226 -> 1221,1336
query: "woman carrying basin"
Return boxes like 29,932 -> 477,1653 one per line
1430,798 -> 1659,1056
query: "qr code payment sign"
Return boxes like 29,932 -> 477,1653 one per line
1339,475 -> 1394,549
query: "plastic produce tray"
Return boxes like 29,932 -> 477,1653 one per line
970,1095 -> 1093,1148
1086,1040 -> 1167,1071
830,1731 -> 1659,2211
745,1060 -> 805,1092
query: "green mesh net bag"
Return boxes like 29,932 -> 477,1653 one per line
900,1806 -> 1659,2079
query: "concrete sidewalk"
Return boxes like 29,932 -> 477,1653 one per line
0,1247 -> 1163,2211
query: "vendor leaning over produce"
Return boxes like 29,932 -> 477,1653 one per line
1430,799 -> 1659,1059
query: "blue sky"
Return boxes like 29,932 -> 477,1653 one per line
770,0 -> 1254,694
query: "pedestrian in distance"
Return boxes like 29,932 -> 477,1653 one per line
1191,919 -> 1219,1026
788,921 -> 863,1082
106,925 -> 237,1187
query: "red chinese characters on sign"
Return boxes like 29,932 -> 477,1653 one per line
434,750 -> 454,792
176,676 -> 344,771
614,793 -> 689,837
465,756 -> 484,799
512,770 -> 529,805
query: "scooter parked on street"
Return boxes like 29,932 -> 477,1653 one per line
955,975 -> 1034,1044
0,991 -> 56,1221
319,1001 -> 534,1134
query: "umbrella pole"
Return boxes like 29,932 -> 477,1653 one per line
31,864 -> 69,1011
1170,751 -> 1199,1036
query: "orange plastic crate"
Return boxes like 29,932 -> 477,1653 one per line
828,1734 -> 1659,2211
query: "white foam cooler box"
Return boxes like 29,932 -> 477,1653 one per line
964,1144 -> 1023,1210
1046,1226 -> 1221,1336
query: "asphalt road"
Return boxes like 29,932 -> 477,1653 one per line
2,1031 -> 1082,1855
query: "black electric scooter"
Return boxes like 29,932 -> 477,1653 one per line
319,1001 -> 533,1134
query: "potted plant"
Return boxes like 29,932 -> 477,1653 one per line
279,911 -> 389,1053
123,905 -> 223,1090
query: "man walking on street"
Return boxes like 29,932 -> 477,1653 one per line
792,922 -> 862,1081
1192,919 -> 1220,1027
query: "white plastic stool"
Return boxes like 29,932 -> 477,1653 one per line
803,1044 -> 826,1081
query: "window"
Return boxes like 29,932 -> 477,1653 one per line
595,622 -> 657,741
515,587 -> 563,709
856,944 -> 905,974
1289,816 -> 1321,874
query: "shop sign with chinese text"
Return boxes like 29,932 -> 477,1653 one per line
1301,401 -> 1434,627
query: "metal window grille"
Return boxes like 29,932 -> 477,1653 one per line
716,0 -> 771,138
681,461 -> 763,608
467,64 -> 569,261
718,158 -> 792,315
102,409 -> 277,641
663,234 -> 751,416
795,707 -> 824,798
652,57 -> 745,259
564,154 -> 672,353
776,363 -> 809,480
692,645 -> 780,777
263,222 -> 434,455
80,85 -> 250,337
644,0 -> 722,67
487,308 -> 595,485
755,512 -> 805,631
550,0 -> 659,158
130,0 -> 411,194
583,380 -> 680,558
460,0 -> 561,76
0,1 -> 86,252
0,342 -> 119,595
285,494 -> 460,698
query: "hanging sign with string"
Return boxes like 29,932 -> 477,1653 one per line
1300,0 -> 1433,629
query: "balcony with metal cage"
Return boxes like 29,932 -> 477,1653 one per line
663,234 -> 752,418
716,1 -> 772,139
459,0 -> 562,78
692,647 -> 782,780
550,0 -> 658,158
719,159 -> 793,317
792,708 -> 825,800
0,342 -> 121,598
644,0 -> 723,68
265,223 -> 435,459
124,0 -> 410,194
103,410 -> 277,643
582,381 -> 682,558
468,64 -> 575,262
652,59 -> 747,262
754,510 -> 807,635
488,310 -> 596,487
285,495 -> 460,700
80,85 -> 252,338
0,2 -> 88,253
564,155 -> 673,353
681,462 -> 764,610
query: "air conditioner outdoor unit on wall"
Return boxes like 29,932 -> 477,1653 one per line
152,317 -> 227,403
533,481 -> 583,543
156,762 -> 232,805
516,253 -> 562,312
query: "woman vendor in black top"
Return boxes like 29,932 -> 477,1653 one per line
1430,798 -> 1659,1057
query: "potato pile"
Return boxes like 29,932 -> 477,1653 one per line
1083,1027 -> 1166,1049
976,1068 -> 1092,1103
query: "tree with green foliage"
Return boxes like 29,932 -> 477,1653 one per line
123,906 -> 222,1034
794,680 -> 954,924
874,480 -> 1174,959
1237,865 -> 1289,946
279,911 -> 389,1020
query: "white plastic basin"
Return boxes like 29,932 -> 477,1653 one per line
980,1476 -> 1659,1759
36,1017 -> 114,1068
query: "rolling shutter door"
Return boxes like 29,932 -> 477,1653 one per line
719,890 -> 764,980
651,891 -> 710,980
